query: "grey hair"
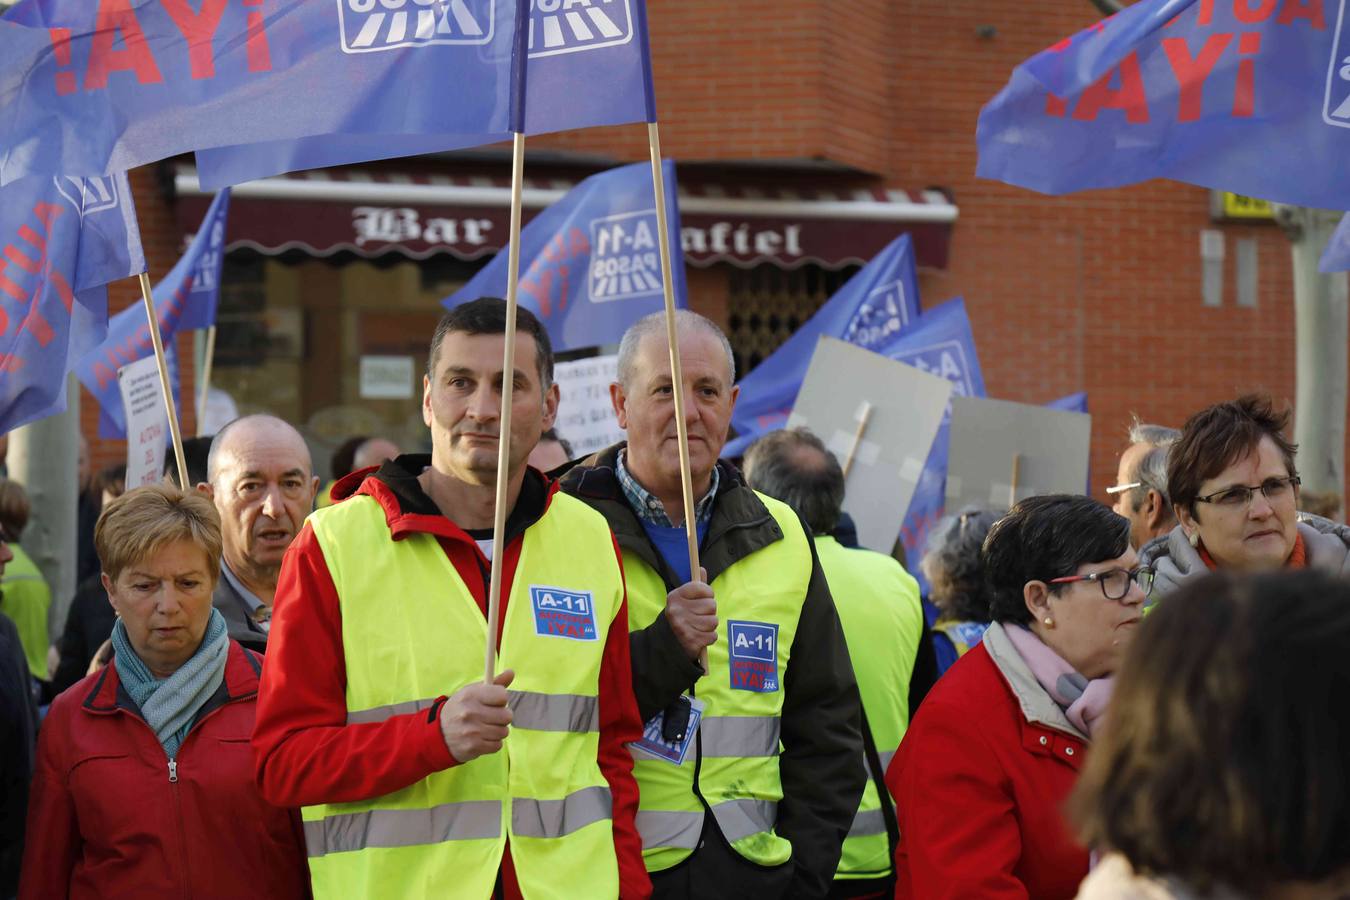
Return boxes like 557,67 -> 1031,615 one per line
1128,443 -> 1174,513
1128,419 -> 1181,447
616,310 -> 736,390
742,427 -> 844,536
920,506 -> 1002,622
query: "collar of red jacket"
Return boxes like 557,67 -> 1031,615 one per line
81,641 -> 261,715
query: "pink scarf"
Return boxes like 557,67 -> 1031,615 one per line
1005,625 -> 1114,738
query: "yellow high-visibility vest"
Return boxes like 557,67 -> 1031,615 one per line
304,492 -> 624,899
624,493 -> 810,873
814,535 -> 923,881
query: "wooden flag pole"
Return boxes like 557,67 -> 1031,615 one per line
841,401 -> 874,479
483,132 -> 527,684
647,122 -> 707,676
196,325 -> 217,436
138,273 -> 189,490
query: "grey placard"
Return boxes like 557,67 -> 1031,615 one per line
946,396 -> 1092,511
786,336 -> 952,554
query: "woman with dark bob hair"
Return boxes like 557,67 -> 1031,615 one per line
20,484 -> 309,899
888,495 -> 1150,899
1073,569 -> 1350,899
1140,394 -> 1350,596
921,506 -> 1002,674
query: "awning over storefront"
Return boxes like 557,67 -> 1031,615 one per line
174,164 -> 958,270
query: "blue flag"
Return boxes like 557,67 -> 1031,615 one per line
442,160 -> 684,352
194,0 -> 657,187
75,192 -> 229,438
0,173 -> 144,434
1048,391 -> 1089,414
977,0 -> 1350,209
0,0 -> 522,185
725,234 -> 922,454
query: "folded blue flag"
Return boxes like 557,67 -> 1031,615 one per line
0,0 -> 522,185
443,160 -> 684,353
75,191 -> 229,438
1048,391 -> 1089,414
0,173 -> 144,434
725,234 -> 922,454
194,0 -> 657,187
978,0 -> 1350,209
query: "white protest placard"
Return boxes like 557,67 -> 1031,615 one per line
118,355 -> 168,489
359,355 -> 415,400
788,336 -> 953,554
946,396 -> 1092,510
553,354 -> 624,457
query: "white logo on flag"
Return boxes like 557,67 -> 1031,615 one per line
338,0 -> 495,54
843,280 -> 911,350
191,219 -> 227,293
1324,0 -> 1350,126
528,0 -> 633,58
589,209 -> 663,303
54,176 -> 119,217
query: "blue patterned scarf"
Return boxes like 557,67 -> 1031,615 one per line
112,608 -> 229,759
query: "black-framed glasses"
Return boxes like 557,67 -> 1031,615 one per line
1049,566 -> 1155,600
1195,476 -> 1300,509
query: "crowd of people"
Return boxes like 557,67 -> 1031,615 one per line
0,299 -> 1347,900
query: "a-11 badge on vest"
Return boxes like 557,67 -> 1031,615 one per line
529,586 -> 599,641
728,621 -> 780,693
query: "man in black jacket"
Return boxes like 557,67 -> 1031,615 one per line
558,311 -> 864,899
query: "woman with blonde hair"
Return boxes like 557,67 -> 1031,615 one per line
20,484 -> 309,899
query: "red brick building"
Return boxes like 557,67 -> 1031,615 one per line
100,0 -> 1323,510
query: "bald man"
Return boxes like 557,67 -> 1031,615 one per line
199,415 -> 319,653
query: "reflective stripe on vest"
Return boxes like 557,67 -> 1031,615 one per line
624,492 -> 810,873
346,692 -> 600,733
304,493 -> 623,900
814,536 -> 924,881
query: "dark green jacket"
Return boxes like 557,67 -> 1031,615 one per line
558,443 -> 865,899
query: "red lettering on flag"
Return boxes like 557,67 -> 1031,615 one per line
1073,52 -> 1150,124
49,29 -> 78,96
0,355 -> 26,374
161,0 -> 229,80
32,203 -> 63,232
20,302 -> 54,348
85,0 -> 164,91
243,0 -> 273,73
49,270 -> 75,316
1162,33 -> 1232,122
1197,0 -> 1217,25
1234,32 -> 1261,117
93,360 -> 117,392
1045,94 -> 1069,117
1277,0 -> 1326,28
519,269 -> 558,318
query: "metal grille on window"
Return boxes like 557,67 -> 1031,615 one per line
726,264 -> 860,376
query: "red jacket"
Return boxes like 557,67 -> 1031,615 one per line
252,460 -> 650,900
887,624 -> 1089,900
20,642 -> 311,900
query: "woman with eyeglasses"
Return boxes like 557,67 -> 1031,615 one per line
888,494 -> 1148,900
1139,394 -> 1350,597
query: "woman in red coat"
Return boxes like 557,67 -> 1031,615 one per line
20,484 -> 309,899
888,495 -> 1149,900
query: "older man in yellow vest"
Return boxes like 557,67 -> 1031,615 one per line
558,311 -> 865,899
743,427 -> 925,899
253,298 -> 649,899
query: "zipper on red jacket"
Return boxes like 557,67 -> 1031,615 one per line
168,756 -> 192,899
168,759 -> 178,783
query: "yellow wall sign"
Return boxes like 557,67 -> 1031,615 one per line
1221,193 -> 1274,220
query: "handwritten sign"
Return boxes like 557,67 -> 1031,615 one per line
118,355 -> 167,489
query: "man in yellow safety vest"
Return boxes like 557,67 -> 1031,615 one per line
253,298 -> 650,899
558,311 -> 865,898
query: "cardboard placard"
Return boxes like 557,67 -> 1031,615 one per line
119,355 -> 168,489
553,354 -> 624,457
946,396 -> 1092,510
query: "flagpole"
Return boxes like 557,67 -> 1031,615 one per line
197,325 -> 217,435
483,131 -> 527,684
647,122 -> 707,675
137,272 -> 189,489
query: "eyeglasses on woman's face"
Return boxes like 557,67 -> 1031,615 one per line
1194,476 -> 1300,510
1049,566 -> 1156,601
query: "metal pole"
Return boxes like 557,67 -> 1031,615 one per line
9,374 -> 79,639
1275,205 -> 1348,515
